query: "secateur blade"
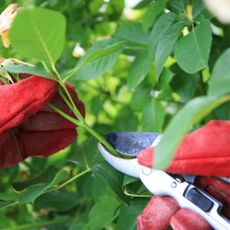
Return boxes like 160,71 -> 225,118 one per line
98,132 -> 161,178
98,142 -> 141,178
104,132 -> 161,156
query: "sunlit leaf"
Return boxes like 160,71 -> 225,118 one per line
9,8 -> 66,65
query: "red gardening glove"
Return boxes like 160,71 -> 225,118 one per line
138,120 -> 230,177
0,75 -> 84,167
137,120 -> 230,230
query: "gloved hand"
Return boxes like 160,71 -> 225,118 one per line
137,120 -> 230,230
0,74 -> 84,167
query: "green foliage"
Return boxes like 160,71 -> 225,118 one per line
34,190 -> 80,212
149,12 -> 176,57
175,17 -> 212,73
170,64 -> 199,102
142,100 -> 165,131
117,199 -> 148,230
114,22 -> 149,47
9,8 -> 66,66
87,195 -> 120,230
0,0 -> 229,229
70,40 -> 123,81
208,49 -> 230,96
93,162 -> 127,202
0,64 -> 51,78
128,51 -> 152,90
155,21 -> 185,79
141,1 -> 166,30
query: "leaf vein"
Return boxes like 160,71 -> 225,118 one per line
30,17 -> 54,65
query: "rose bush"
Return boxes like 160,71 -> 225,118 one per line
0,74 -> 84,166
0,1 -> 229,229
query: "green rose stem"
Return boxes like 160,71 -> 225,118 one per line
44,64 -> 116,155
48,102 -> 118,157
44,168 -> 92,194
123,187 -> 151,198
48,65 -> 119,156
52,65 -> 84,122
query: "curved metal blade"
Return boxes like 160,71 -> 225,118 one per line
98,143 -> 141,178
105,132 -> 161,156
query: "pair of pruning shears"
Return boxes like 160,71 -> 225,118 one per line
97,132 -> 230,230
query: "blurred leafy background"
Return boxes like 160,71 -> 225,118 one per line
0,0 -> 230,229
